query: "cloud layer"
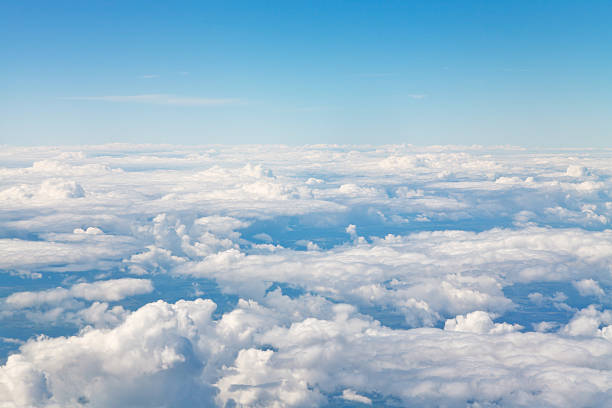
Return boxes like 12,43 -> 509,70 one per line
1,144 -> 612,406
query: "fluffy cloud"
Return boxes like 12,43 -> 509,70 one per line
1,279 -> 153,329
2,144 -> 612,406
444,310 -> 522,334
5,279 -> 153,308
561,305 -> 612,338
574,279 -> 606,297
3,297 -> 612,407
0,238 -> 137,272
0,179 -> 85,201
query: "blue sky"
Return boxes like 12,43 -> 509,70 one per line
1,0 -> 611,146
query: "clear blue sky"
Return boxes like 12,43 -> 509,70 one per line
1,1 -> 611,146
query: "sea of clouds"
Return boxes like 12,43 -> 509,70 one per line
1,144 -> 612,407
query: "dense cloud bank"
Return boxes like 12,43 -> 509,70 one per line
1,144 -> 612,407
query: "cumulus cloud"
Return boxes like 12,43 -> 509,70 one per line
2,144 -> 612,406
574,279 -> 605,297
444,310 -> 522,334
73,227 -> 103,235
2,279 -> 153,328
561,305 -> 612,338
0,179 -> 85,201
2,298 -> 612,407
70,278 -> 153,302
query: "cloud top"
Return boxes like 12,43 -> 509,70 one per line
1,144 -> 612,406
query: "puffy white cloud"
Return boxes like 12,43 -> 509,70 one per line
2,144 -> 612,406
169,226 -> 612,330
2,297 -> 612,407
70,278 -> 154,302
0,299 -> 219,408
5,288 -> 72,309
533,321 -> 560,332
444,311 -> 522,334
561,305 -> 612,338
76,301 -> 129,327
73,227 -> 103,235
574,279 -> 605,297
2,279 -> 153,328
5,278 -> 153,308
0,179 -> 85,202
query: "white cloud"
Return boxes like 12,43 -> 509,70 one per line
2,144 -> 612,406
0,236 -> 139,272
0,179 -> 85,201
444,310 -> 522,334
1,279 -> 152,329
561,305 -> 612,338
73,226 -> 103,235
60,94 -> 243,106
70,278 -> 154,302
574,279 -> 605,297
566,165 -> 588,178
342,389 -> 372,405
5,278 -> 153,308
3,297 -> 612,407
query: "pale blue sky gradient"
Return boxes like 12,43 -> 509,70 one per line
1,1 -> 611,146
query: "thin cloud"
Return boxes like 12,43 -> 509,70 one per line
60,94 -> 244,106
292,105 -> 338,112
355,72 -> 396,78
141,74 -> 159,79
408,94 -> 427,99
